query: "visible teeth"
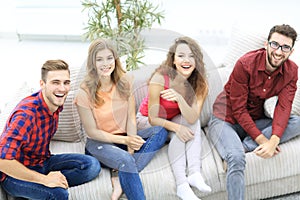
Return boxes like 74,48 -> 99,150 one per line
101,67 -> 111,70
273,54 -> 282,60
55,94 -> 64,97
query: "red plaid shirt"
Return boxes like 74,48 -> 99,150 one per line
213,48 -> 298,140
0,91 -> 62,181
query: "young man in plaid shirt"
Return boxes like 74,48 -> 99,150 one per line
0,59 -> 100,199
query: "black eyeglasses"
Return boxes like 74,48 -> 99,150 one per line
268,41 -> 292,53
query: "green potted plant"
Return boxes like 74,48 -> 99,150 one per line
81,0 -> 164,71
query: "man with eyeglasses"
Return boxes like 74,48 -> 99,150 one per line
207,24 -> 300,200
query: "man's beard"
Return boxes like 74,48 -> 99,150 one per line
267,52 -> 285,69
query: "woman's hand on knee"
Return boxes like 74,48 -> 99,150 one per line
126,135 -> 145,151
175,125 -> 194,142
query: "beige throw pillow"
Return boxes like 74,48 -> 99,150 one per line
52,66 -> 84,142
221,23 -> 267,69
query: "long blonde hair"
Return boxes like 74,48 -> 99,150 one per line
81,38 -> 130,107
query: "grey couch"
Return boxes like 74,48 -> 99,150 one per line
1,27 -> 300,200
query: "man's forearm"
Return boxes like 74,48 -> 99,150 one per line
0,159 -> 46,184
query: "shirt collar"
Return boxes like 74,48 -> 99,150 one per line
38,90 -> 63,116
258,50 -> 284,75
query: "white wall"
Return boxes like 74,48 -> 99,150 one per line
0,0 -> 17,35
1,0 -> 300,39
157,0 -> 300,37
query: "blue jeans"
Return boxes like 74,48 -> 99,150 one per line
1,154 -> 101,200
85,126 -> 168,200
207,115 -> 300,200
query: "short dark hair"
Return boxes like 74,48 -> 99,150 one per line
268,24 -> 297,47
41,59 -> 70,82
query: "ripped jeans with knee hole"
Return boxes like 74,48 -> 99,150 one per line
85,125 -> 168,200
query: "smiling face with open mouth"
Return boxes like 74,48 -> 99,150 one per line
173,43 -> 195,78
265,32 -> 294,72
40,70 -> 71,113
95,48 -> 115,78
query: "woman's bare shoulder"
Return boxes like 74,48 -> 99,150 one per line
150,72 -> 164,86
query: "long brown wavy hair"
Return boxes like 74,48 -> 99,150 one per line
150,36 -> 208,105
81,38 -> 130,107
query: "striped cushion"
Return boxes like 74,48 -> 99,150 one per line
221,23 -> 267,69
52,90 -> 83,142
200,48 -> 223,127
0,82 -> 33,134
52,65 -> 85,142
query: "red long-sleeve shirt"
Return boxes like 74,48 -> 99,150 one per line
213,48 -> 298,140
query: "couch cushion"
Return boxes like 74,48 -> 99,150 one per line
244,136 -> 300,198
51,66 -> 84,142
52,90 -> 83,142
200,48 -> 224,127
0,82 -> 32,134
49,141 -> 112,199
50,139 -> 85,154
68,168 -> 112,200
221,23 -> 267,69
245,141 -> 294,185
130,64 -> 157,112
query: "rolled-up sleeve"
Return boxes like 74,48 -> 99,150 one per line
0,112 -> 29,160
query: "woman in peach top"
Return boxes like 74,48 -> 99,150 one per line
74,38 -> 168,200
